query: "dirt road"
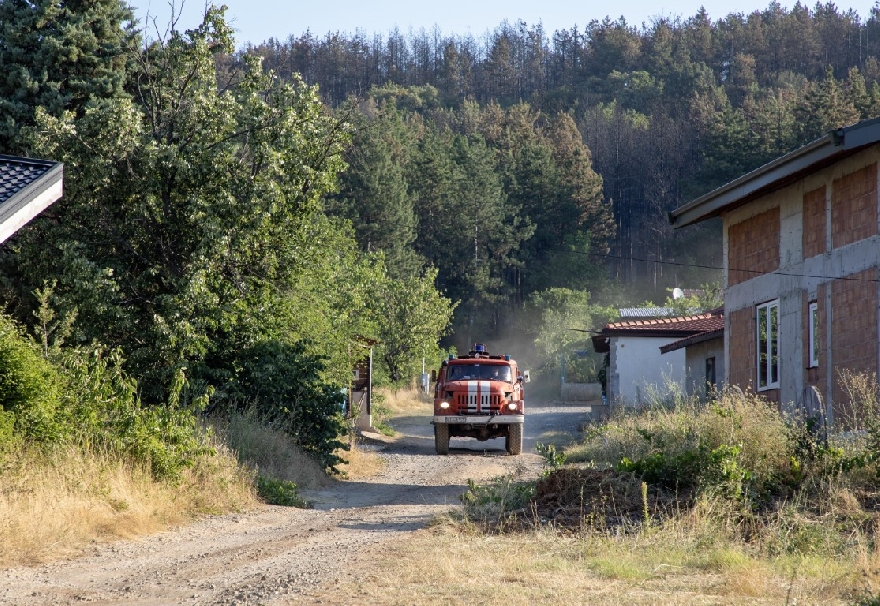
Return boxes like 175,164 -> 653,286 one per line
0,402 -> 590,605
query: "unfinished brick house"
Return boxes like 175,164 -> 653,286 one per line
669,117 -> 880,424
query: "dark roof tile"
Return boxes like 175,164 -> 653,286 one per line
0,156 -> 53,205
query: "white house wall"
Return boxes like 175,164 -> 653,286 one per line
609,335 -> 686,405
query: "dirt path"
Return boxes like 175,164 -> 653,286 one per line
0,402 -> 591,605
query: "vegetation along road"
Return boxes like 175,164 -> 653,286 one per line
0,400 -> 590,605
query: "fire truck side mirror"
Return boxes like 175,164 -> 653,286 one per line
521,370 -> 530,383
431,369 -> 437,382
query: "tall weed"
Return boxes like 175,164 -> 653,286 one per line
60,347 -> 210,480
573,388 -> 793,504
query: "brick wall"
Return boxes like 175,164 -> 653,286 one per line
802,185 -> 827,259
728,207 -> 780,286
804,286 -> 826,398
728,306 -> 756,390
830,268 -> 878,421
831,163 -> 878,249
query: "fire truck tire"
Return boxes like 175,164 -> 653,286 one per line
434,423 -> 450,455
506,423 -> 523,455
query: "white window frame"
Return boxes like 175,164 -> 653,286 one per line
757,300 -> 780,390
808,301 -> 819,368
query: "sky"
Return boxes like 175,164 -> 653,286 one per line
133,0 -> 880,46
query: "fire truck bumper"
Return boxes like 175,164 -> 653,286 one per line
432,415 -> 524,425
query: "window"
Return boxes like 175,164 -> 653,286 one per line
757,300 -> 780,390
808,301 -> 819,368
446,364 -> 512,381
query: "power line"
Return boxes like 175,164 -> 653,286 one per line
548,247 -> 880,284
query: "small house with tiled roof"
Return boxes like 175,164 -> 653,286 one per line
0,155 -> 63,243
592,309 -> 724,405
669,117 -> 880,425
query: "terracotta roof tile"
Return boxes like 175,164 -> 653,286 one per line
601,311 -> 724,334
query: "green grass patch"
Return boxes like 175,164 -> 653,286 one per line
256,476 -> 309,507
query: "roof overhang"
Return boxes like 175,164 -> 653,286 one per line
660,328 -> 724,354
669,118 -> 880,228
0,155 -> 63,244
591,329 -> 706,353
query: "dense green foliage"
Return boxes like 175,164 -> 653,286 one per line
21,10 -> 351,404
374,266 -> 456,382
0,0 -> 138,153
234,340 -> 347,470
0,313 -> 63,444
242,4 -> 880,320
327,96 -> 612,350
0,309 -> 206,480
0,6 -> 454,474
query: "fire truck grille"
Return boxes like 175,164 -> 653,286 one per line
455,393 -> 502,413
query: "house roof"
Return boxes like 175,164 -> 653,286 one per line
618,307 -> 674,318
668,117 -> 880,228
0,155 -> 63,244
659,323 -> 724,354
591,311 -> 724,353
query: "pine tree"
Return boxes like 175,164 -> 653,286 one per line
330,106 -> 422,278
795,65 -> 860,143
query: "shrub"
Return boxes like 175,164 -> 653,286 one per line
60,347 -> 209,481
0,314 -> 65,444
234,340 -> 349,472
256,476 -> 309,507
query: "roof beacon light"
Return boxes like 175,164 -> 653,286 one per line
474,343 -> 487,354
505,355 -> 510,361
448,354 -> 454,360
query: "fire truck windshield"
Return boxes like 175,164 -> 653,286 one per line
446,364 -> 512,381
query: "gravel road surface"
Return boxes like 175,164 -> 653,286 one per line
0,402 -> 591,605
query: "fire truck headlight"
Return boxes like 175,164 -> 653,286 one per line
508,402 -> 517,410
440,401 -> 450,409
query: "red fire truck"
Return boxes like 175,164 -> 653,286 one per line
432,344 -> 529,455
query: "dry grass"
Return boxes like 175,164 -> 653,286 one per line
377,386 -> 432,416
208,411 -> 330,490
0,437 -> 257,568
336,442 -> 387,479
315,522 -> 864,605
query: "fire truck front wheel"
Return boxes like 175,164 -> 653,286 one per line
434,423 -> 450,455
506,422 -> 523,455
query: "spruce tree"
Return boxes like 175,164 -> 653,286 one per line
0,0 -> 138,153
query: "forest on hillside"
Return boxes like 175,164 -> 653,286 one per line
1,1 -> 880,409
230,2 -> 880,350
